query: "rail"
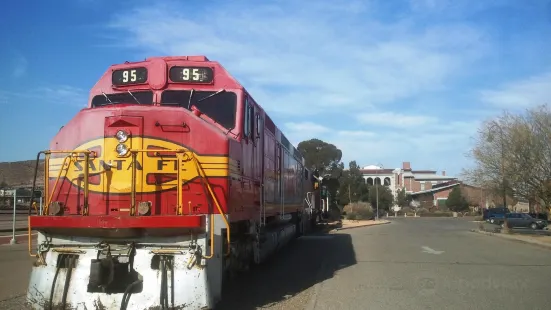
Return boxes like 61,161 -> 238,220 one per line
27,149 -> 231,259
129,149 -> 231,257
27,150 -> 92,259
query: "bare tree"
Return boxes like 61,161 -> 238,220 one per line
464,105 -> 551,218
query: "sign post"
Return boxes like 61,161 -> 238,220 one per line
10,191 -> 17,245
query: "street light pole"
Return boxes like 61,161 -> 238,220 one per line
375,163 -> 384,221
10,190 -> 17,245
376,180 -> 379,221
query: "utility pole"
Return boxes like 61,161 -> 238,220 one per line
348,184 -> 351,203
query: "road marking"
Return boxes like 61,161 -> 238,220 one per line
421,246 -> 444,255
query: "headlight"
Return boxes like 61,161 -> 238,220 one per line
116,143 -> 129,156
115,130 -> 129,142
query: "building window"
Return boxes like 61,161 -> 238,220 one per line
420,183 -> 425,191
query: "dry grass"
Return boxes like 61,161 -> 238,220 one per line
0,160 -> 44,187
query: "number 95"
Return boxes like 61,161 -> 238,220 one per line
182,68 -> 200,81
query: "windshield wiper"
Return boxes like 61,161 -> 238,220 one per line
101,90 -> 113,104
197,89 -> 226,103
127,90 -> 141,104
187,89 -> 195,109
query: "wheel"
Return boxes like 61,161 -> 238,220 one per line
531,223 -> 538,230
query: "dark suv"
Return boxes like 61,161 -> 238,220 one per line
483,207 -> 509,224
493,212 -> 548,230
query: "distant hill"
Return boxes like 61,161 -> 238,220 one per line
0,160 -> 45,188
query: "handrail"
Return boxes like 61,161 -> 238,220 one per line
29,148 -> 230,259
128,149 -> 188,215
128,149 -> 231,258
27,150 -> 91,260
190,153 -> 231,258
41,150 -> 92,216
44,156 -> 71,215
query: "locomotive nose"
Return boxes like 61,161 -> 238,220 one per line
103,115 -> 145,213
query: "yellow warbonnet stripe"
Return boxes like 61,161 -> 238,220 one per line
47,137 -> 229,194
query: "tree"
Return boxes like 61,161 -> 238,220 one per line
446,187 -> 469,212
297,139 -> 343,175
395,188 -> 407,208
298,138 -> 343,203
367,184 -> 394,212
464,104 -> 551,218
337,160 -> 369,206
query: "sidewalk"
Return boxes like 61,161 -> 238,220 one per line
328,219 -> 391,232
0,232 -> 37,245
471,229 -> 551,249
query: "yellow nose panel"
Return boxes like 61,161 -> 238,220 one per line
47,137 -> 229,194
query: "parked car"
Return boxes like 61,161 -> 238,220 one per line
484,207 -> 509,223
491,212 -> 548,230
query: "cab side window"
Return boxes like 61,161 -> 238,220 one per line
243,96 -> 255,140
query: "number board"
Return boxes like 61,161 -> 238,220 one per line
169,66 -> 214,84
112,67 -> 148,86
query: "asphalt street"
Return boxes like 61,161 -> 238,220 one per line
1,217 -> 551,309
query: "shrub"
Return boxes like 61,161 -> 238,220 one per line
421,210 -> 454,217
401,207 -> 412,214
343,202 -> 374,220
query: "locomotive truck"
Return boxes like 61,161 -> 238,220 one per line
25,56 -> 325,310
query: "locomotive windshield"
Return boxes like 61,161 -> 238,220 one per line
91,91 -> 154,107
161,90 -> 237,130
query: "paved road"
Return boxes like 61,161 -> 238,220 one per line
0,212 -> 30,233
0,241 -> 37,306
1,217 -> 551,309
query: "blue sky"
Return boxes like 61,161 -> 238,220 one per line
1,0 -> 550,177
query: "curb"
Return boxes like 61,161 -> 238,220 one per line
470,229 -> 551,249
331,221 -> 391,232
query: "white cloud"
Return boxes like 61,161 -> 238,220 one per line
285,118 -> 479,173
107,0 -> 490,116
336,130 -> 376,137
0,85 -> 87,108
284,122 -> 329,134
479,71 -> 551,109
356,112 -> 437,128
101,0 -> 547,176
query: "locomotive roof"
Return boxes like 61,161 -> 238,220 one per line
89,55 -> 307,166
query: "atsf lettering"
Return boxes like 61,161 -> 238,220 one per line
72,159 -> 183,172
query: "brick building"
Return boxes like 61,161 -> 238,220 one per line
360,162 -> 546,212
360,162 -> 461,209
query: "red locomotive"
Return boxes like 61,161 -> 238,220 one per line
26,56 -> 324,310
